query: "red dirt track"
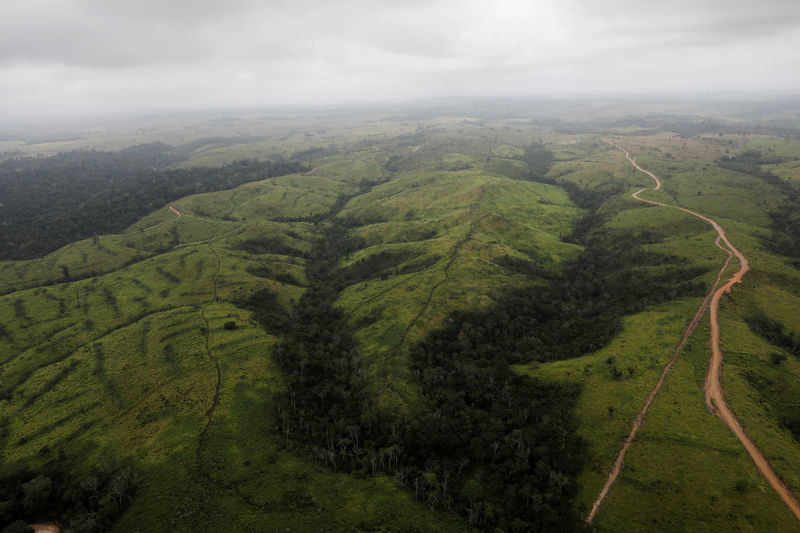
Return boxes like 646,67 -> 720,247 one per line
586,143 -> 800,524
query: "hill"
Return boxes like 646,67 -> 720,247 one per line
2,106 -> 800,531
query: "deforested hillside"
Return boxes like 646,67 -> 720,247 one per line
3,109 -> 800,532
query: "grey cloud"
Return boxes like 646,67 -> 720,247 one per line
0,0 -> 799,120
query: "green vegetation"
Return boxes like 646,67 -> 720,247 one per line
0,460 -> 137,531
3,103 -> 800,531
0,147 -> 307,260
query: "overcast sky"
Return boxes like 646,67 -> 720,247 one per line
1,0 -> 799,120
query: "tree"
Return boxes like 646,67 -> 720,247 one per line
22,474 -> 52,514
2,521 -> 34,533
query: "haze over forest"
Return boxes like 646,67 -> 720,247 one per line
2,0 -> 800,121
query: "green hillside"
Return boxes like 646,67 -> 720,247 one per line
2,109 -> 800,532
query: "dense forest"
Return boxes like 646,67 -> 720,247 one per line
0,144 -> 306,260
0,456 -> 136,533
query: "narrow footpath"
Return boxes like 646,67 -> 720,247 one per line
587,143 -> 800,523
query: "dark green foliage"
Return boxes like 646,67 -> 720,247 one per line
406,317 -> 586,531
764,204 -> 800,267
395,131 -> 432,147
2,520 -> 33,533
718,150 -> 785,178
173,136 -> 265,155
0,460 -> 136,532
447,231 -> 706,365
493,254 -> 556,280
154,266 -> 180,284
239,289 -> 289,334
246,264 -> 304,286
744,314 -> 800,441
270,215 -> 368,464
770,352 -> 787,365
22,475 -> 52,513
0,147 -> 307,260
291,146 -> 339,161
101,287 -> 120,315
782,413 -> 800,442
561,181 -> 627,212
742,367 -> 800,444
746,311 -> 800,358
237,236 -> 305,257
22,361 -> 81,408
13,299 -> 30,323
223,321 -> 239,330
523,142 -> 554,181
163,344 -> 180,372
734,479 -> 750,493
397,254 -> 441,275
340,249 -> 426,283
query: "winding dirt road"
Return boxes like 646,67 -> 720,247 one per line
587,142 -> 800,524
169,205 -> 182,217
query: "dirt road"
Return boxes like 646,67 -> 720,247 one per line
587,143 -> 800,523
169,205 -> 182,217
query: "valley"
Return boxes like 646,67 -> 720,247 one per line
2,102 -> 800,532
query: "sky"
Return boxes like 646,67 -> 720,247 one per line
1,0 -> 799,120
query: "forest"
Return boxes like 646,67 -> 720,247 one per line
0,457 -> 136,533
0,144 -> 306,260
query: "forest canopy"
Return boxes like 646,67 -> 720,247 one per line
0,144 -> 306,260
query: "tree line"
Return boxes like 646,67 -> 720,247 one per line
0,144 -> 307,260
0,454 -> 136,533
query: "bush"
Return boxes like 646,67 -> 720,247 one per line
2,521 -> 33,533
770,352 -> 787,365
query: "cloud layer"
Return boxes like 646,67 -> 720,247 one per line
1,0 -> 799,119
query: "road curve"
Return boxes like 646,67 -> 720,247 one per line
169,205 -> 182,217
587,142 -> 800,524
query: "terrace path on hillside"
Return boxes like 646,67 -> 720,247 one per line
586,142 -> 800,524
